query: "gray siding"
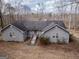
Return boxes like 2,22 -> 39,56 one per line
2,25 -> 25,42
43,26 -> 69,43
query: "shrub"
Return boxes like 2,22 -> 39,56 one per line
39,36 -> 50,45
69,34 -> 75,42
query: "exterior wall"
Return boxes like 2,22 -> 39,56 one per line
2,25 -> 25,42
43,26 -> 69,43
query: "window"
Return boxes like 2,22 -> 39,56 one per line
53,36 -> 55,38
56,33 -> 58,38
56,36 -> 58,38
10,32 -> 12,37
9,32 -> 16,38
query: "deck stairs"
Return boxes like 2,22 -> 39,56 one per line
31,34 -> 37,45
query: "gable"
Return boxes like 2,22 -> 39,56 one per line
43,26 -> 69,37
43,25 -> 69,34
1,25 -> 24,34
43,21 -> 66,32
1,25 -> 25,42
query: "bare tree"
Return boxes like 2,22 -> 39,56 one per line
74,3 -> 78,31
0,0 -> 3,28
4,3 -> 16,24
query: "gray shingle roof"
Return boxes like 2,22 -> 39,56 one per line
23,21 -> 52,31
12,20 -> 66,31
12,20 -> 27,31
1,25 -> 11,32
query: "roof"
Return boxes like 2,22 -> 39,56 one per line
1,20 -> 67,32
1,24 -> 24,33
1,24 -> 11,32
43,20 -> 66,31
43,24 -> 69,34
52,21 -> 66,28
12,20 -> 27,31
12,20 -> 66,31
23,21 -> 52,31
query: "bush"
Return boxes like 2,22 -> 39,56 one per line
39,36 -> 50,45
69,34 -> 75,42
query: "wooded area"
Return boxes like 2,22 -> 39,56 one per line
0,0 -> 79,32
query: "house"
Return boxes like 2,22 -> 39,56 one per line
0,20 -> 69,43
42,22 -> 69,43
1,24 -> 27,42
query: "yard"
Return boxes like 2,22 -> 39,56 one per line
0,41 -> 79,59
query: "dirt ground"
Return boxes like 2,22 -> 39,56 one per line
0,41 -> 78,59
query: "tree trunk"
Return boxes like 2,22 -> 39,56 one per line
0,10 -> 3,28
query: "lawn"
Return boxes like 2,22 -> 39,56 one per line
0,41 -> 78,59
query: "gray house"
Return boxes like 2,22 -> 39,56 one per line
1,20 -> 69,43
42,23 -> 69,43
1,24 -> 27,42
